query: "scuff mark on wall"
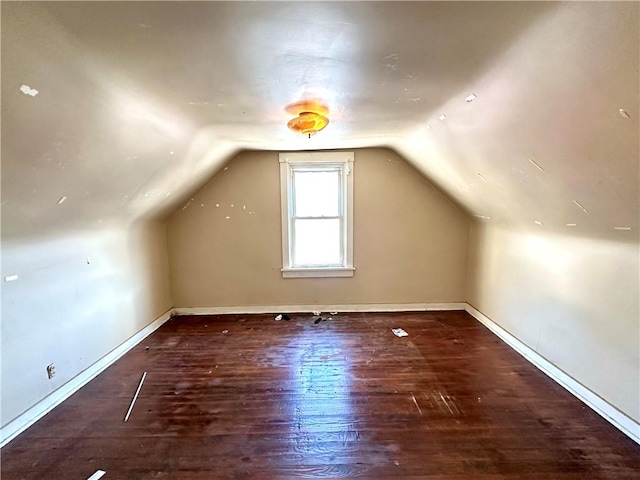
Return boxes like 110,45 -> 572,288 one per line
182,198 -> 194,210
573,200 -> 589,214
382,53 -> 399,70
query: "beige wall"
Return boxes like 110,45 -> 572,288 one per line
167,148 -> 470,308
467,222 -> 640,423
1,222 -> 172,427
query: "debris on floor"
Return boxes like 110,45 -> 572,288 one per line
392,328 -> 409,337
330,311 -> 338,315
124,372 -> 147,422
312,311 -> 321,316
282,314 -> 291,321
145,346 -> 149,351
314,317 -> 327,324
222,329 -> 229,334
411,393 -> 423,415
87,470 -> 106,480
274,314 -> 283,321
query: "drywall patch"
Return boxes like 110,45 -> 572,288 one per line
4,274 -> 19,282
19,84 -> 39,97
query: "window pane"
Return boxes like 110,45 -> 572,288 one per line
293,169 -> 340,217
293,218 -> 341,266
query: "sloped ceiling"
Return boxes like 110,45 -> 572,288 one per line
2,1 -> 638,240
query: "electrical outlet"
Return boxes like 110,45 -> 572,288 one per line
46,363 -> 56,379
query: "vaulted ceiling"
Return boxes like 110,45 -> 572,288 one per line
2,1 -> 638,240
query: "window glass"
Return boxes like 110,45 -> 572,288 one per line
293,169 -> 340,217
293,218 -> 341,266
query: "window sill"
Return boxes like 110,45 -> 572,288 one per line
282,267 -> 355,278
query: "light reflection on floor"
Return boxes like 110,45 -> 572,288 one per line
286,328 -> 359,460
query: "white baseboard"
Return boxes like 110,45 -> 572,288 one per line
465,303 -> 640,445
0,309 -> 173,448
173,302 -> 466,316
4,303 -> 637,448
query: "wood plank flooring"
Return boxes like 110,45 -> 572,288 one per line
2,311 -> 639,479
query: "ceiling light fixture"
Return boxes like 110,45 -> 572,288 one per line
285,100 -> 330,138
439,114 -> 447,121
465,93 -> 477,102
287,111 -> 330,138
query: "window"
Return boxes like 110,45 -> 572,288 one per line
279,152 -> 354,278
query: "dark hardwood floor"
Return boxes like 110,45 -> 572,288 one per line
2,311 -> 639,479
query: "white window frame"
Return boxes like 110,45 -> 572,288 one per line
279,152 -> 355,278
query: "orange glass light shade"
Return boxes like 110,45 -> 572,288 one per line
287,111 -> 330,137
